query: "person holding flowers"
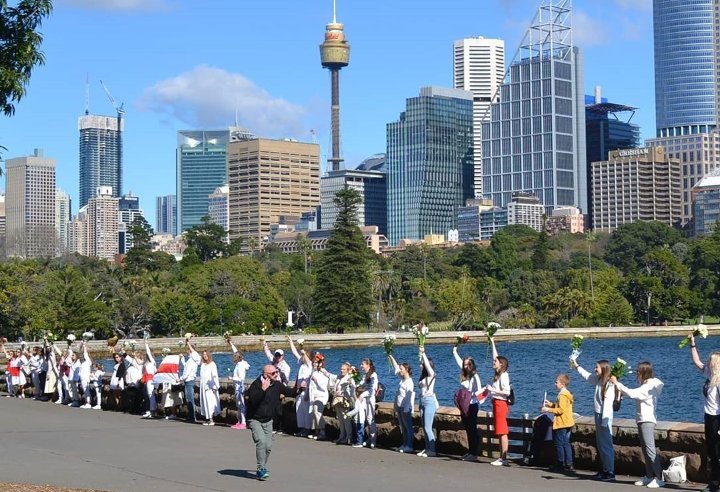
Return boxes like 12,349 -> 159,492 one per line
356,358 -> 379,449
331,362 -> 356,445
571,355 -> 617,481
417,345 -> 438,457
688,330 -> 720,492
610,362 -> 665,488
303,351 -> 330,440
180,338 -> 201,423
486,337 -> 512,467
141,341 -> 158,419
288,335 -> 313,437
199,350 -> 220,426
541,374 -> 575,473
387,352 -> 416,453
452,341 -> 485,461
228,339 -> 250,430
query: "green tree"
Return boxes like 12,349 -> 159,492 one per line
184,216 -> 241,262
605,221 -> 683,273
0,0 -> 53,118
433,274 -> 483,329
593,289 -> 635,326
313,186 -> 373,332
531,229 -> 549,269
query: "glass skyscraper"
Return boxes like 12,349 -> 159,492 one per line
155,194 -> 176,236
482,2 -> 587,214
176,130 -> 231,233
386,86 -> 474,245
320,167 -> 387,235
654,0 -> 717,137
79,115 -> 122,208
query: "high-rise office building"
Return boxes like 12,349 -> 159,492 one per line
453,37 -> 505,198
227,138 -> 320,251
647,0 -> 720,225
692,170 -> 720,235
176,128 -> 253,233
585,87 -> 641,227
155,194 -> 176,235
458,198 -> 507,242
79,114 -> 122,208
386,86 -> 474,245
85,186 -> 119,260
0,195 -> 5,242
591,147 -> 682,232
482,1 -> 587,214
55,189 -> 71,253
5,149 -> 57,258
208,184 -> 230,241
118,193 -> 143,254
320,167 -> 387,234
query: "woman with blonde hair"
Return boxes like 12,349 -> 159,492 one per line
611,362 -> 664,488
689,333 -> 720,492
571,357 -> 616,481
199,350 -> 220,426
331,362 -> 356,445
229,340 -> 250,430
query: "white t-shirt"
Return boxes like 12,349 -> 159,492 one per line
491,372 -> 511,401
395,377 -> 415,412
309,370 -> 330,404
703,366 -> 720,415
232,360 -> 250,387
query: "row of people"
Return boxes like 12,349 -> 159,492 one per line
1,334 -> 716,490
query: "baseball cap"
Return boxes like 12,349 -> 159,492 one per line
274,349 -> 284,357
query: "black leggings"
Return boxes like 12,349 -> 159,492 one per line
461,402 -> 480,455
705,413 -> 720,488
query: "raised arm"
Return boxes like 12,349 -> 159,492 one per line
491,337 -> 499,361
52,343 -> 62,356
287,336 -> 301,362
262,340 -> 274,362
388,354 -> 400,375
452,346 -> 463,369
420,347 -> 435,379
145,342 -> 155,365
689,334 -> 705,371
229,341 -> 238,354
82,342 -> 92,364
0,344 -> 8,359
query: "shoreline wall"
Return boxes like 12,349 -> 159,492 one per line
1,324 -> 716,359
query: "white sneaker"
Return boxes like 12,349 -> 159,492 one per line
646,479 -> 664,489
80,403 -> 92,409
491,458 -> 509,467
417,450 -> 427,457
93,405 -> 102,410
635,477 -> 652,487
141,412 -> 151,418
54,400 -> 62,404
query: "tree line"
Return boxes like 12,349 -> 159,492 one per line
1,187 -> 718,340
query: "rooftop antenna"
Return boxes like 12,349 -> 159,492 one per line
84,73 -> 90,115
333,0 -> 337,22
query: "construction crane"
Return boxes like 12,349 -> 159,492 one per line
99,79 -> 125,117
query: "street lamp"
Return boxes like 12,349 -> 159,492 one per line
646,292 -> 652,326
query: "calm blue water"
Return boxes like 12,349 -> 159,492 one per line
102,336 -> 709,423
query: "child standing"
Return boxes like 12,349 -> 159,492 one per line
346,385 -> 367,447
542,374 -> 575,472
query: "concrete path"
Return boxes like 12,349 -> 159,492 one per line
0,397 -> 702,492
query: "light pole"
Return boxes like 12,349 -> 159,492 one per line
646,292 -> 652,326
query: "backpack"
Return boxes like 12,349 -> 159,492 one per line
375,382 -> 386,402
454,387 -> 473,415
507,385 -> 516,405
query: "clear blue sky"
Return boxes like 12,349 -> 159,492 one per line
0,0 -> 654,227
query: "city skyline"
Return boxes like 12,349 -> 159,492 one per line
0,0 -> 654,226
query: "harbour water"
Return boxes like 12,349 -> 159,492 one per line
102,335 -> 710,423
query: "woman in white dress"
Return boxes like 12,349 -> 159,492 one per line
199,351 -> 220,426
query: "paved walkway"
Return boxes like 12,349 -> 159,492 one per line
0,397 -> 702,492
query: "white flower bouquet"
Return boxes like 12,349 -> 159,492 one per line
486,322 -> 501,340
411,323 -> 429,348
679,324 -> 709,348
297,338 -> 305,350
569,334 -> 584,367
162,347 -> 172,356
610,357 -> 631,379
184,332 -> 194,341
82,331 -> 94,341
66,334 -> 76,345
383,334 -> 396,355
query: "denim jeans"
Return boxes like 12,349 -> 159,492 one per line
356,399 -> 377,446
396,405 -> 414,450
460,402 -> 479,455
249,419 -> 274,469
420,395 -> 438,453
594,412 -> 614,474
554,427 -> 573,466
184,381 -> 196,422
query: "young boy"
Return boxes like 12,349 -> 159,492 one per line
345,386 -> 366,448
541,373 -> 575,472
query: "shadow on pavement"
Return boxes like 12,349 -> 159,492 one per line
217,469 -> 258,480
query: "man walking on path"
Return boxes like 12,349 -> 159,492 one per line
180,341 -> 201,423
247,364 -> 296,481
